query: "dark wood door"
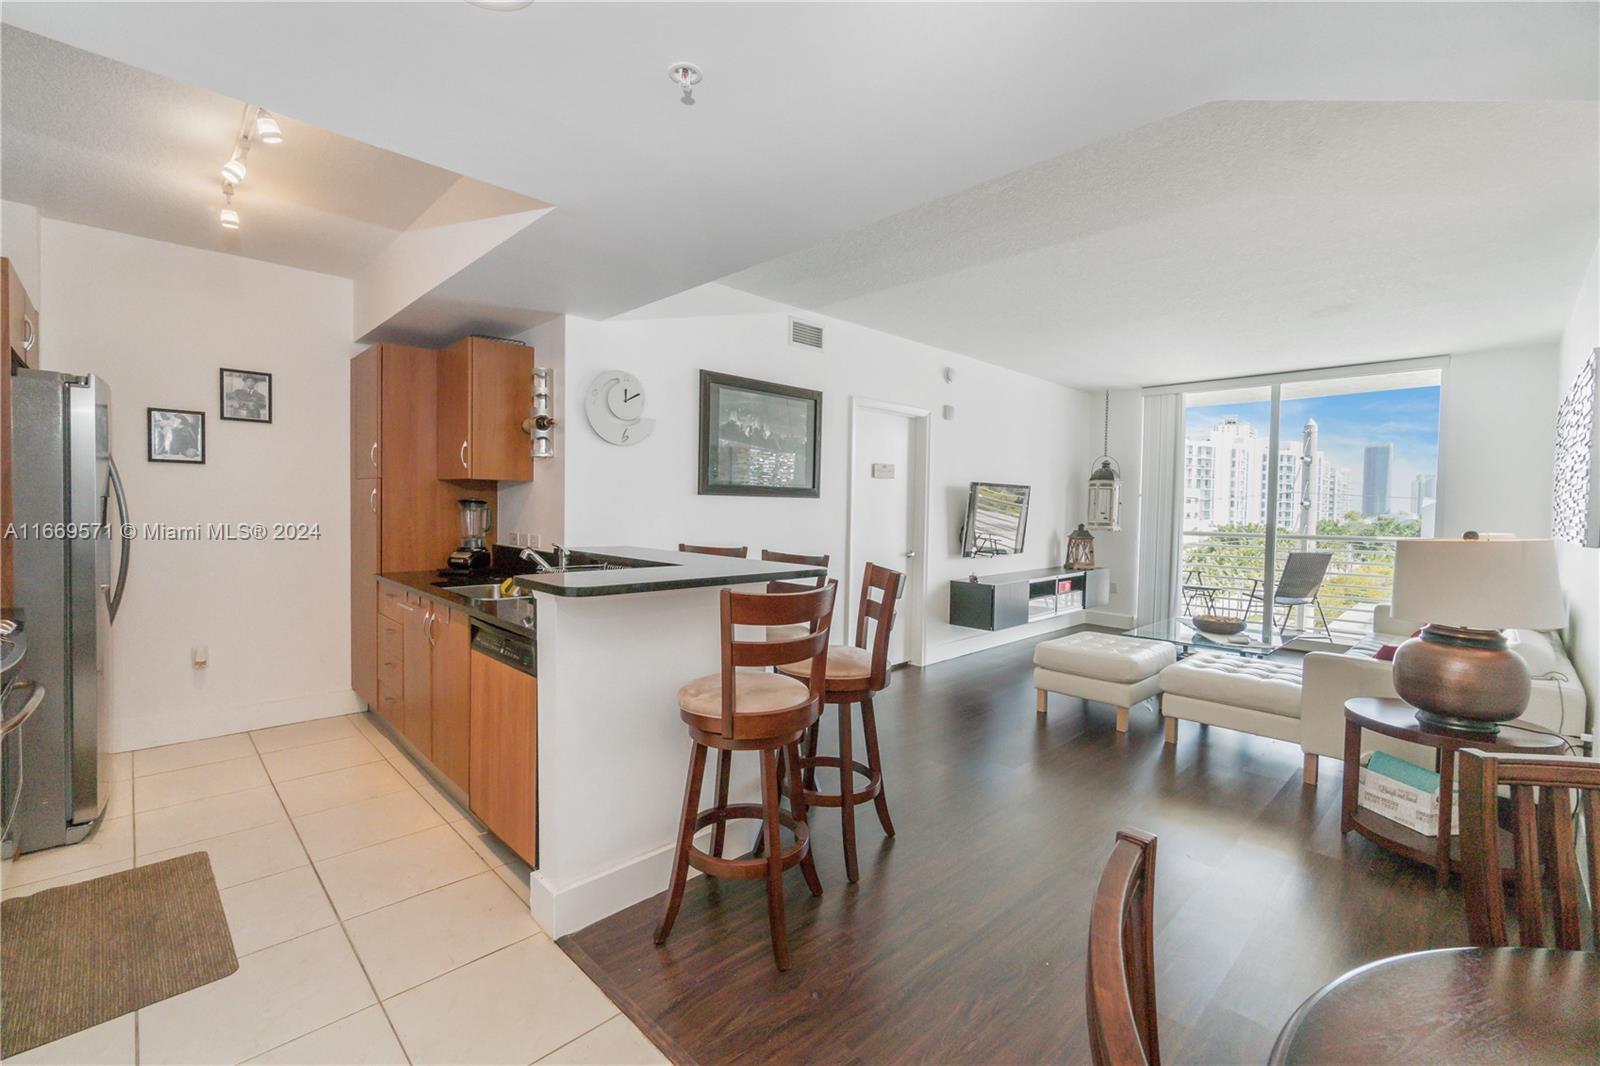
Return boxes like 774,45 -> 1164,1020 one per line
351,346 -> 381,481
430,607 -> 472,792
468,337 -> 533,481
350,478 -> 381,709
399,595 -> 433,758
469,650 -> 537,865
436,337 -> 472,480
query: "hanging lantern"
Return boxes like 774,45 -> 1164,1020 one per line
1086,393 -> 1122,531
1066,523 -> 1096,568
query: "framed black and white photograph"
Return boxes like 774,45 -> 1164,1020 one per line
219,367 -> 272,423
698,370 -> 822,497
148,408 -> 206,464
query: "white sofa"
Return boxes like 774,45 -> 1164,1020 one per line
1300,604 -> 1588,772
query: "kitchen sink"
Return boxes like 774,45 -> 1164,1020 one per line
437,582 -> 534,602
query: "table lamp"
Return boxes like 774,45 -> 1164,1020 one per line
1390,537 -> 1566,734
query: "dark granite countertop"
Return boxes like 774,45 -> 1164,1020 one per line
378,547 -> 826,632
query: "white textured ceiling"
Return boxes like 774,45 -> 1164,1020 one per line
4,0 -> 1595,355
724,100 -> 1600,388
1,26 -> 465,278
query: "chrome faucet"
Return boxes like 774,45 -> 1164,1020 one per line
519,546 -> 555,573
552,543 -> 571,569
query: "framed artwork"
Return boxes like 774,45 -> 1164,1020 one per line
698,370 -> 822,497
148,408 -> 206,464
219,367 -> 272,423
1552,349 -> 1598,547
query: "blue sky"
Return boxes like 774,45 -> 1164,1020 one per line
1186,386 -> 1441,512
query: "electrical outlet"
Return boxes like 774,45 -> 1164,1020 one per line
1110,582 -> 1119,594
529,534 -> 542,549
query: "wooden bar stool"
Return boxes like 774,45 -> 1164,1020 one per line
655,582 -> 836,970
678,543 -> 748,558
760,550 -> 829,643
777,562 -> 903,883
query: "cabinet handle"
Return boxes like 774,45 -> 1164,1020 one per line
369,487 -> 378,513
370,441 -> 378,469
424,608 -> 436,647
459,441 -> 469,470
21,317 -> 35,353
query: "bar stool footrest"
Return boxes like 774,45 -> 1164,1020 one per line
688,804 -> 811,879
789,755 -> 882,808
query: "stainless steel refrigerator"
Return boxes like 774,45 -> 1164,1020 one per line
10,370 -> 129,853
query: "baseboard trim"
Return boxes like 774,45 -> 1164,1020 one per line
104,689 -> 362,752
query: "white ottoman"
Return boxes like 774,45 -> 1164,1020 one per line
1158,653 -> 1316,783
1033,633 -> 1177,733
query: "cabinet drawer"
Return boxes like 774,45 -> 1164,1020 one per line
378,583 -> 406,622
378,615 -> 403,688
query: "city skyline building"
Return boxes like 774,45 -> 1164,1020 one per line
1362,443 -> 1394,516
1183,416 -> 1353,531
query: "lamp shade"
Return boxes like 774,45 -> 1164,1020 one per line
1391,538 -> 1566,631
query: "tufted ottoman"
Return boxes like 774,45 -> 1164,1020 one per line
1157,653 -> 1318,783
1033,632 -> 1177,733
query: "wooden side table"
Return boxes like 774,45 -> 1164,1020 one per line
1340,697 -> 1566,885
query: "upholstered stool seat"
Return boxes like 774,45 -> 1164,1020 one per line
1158,652 -> 1316,783
678,671 -> 812,722
776,644 -> 872,685
1033,632 -> 1176,732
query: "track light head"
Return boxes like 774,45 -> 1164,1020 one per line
253,110 -> 283,145
221,149 -> 247,185
220,205 -> 240,230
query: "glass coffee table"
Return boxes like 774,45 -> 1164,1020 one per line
1123,617 -> 1296,659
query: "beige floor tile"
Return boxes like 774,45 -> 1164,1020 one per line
451,819 -> 528,869
221,866 -> 337,956
490,861 -> 531,904
315,825 -> 485,919
134,786 -> 286,856
251,715 -> 362,754
382,748 -> 430,785
134,755 -> 269,813
137,820 -> 307,890
412,774 -> 473,822
102,777 -> 133,820
384,937 -> 617,1065
137,926 -> 376,1066
6,1012 -> 136,1065
133,733 -> 256,777
262,736 -> 381,783
3,816 -> 132,886
536,1015 -> 668,1066
1,858 -> 132,900
276,761 -> 410,819
345,871 -> 541,998
295,789 -> 443,861
245,1006 -> 407,1065
102,750 -> 133,782
347,716 -> 406,759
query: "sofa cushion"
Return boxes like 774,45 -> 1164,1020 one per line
1159,654 -> 1304,718
1032,632 -> 1176,683
1507,629 -> 1567,678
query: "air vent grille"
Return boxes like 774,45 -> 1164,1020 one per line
789,317 -> 824,350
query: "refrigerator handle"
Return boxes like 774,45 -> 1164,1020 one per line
107,455 -> 131,623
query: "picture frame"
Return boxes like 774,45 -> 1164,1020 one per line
698,370 -> 822,498
219,367 -> 272,423
148,407 -> 206,464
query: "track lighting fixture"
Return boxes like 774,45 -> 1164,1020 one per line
221,149 -> 247,185
220,184 -> 239,229
253,109 -> 283,145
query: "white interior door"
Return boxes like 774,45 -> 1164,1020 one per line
848,404 -> 924,666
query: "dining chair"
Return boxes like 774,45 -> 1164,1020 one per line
678,543 -> 749,558
1458,749 -> 1600,951
1086,828 -> 1160,1066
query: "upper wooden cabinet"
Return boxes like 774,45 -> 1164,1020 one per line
351,346 -> 381,480
1,258 -> 39,609
437,336 -> 533,482
5,260 -> 39,369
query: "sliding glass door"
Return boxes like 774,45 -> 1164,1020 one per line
1179,366 -> 1442,643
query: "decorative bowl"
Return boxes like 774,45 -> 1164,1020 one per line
1191,614 -> 1247,637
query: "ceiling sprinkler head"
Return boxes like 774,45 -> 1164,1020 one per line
668,62 -> 702,106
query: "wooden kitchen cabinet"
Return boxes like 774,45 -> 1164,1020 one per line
1,258 -> 39,609
350,345 -> 380,481
351,480 -> 381,710
429,607 -> 472,792
376,614 -> 404,727
470,650 -> 538,865
436,336 -> 533,482
398,594 -> 433,758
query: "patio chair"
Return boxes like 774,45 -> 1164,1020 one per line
1245,551 -> 1333,640
1179,569 -> 1220,614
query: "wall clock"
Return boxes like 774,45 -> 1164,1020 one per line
584,370 -> 655,446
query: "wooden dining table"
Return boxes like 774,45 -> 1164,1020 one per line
1270,946 -> 1600,1064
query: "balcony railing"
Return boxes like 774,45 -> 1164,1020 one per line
1179,530 -> 1401,644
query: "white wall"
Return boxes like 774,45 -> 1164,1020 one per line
40,220 -> 359,751
1556,244 -> 1598,735
2,199 -> 42,301
521,300 -> 1093,664
1436,344 -> 1558,539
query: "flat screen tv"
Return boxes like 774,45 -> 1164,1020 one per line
961,482 -> 1030,557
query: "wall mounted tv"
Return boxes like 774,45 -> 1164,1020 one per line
960,482 -> 1031,557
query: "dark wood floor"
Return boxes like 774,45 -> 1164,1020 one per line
561,634 -> 1470,1065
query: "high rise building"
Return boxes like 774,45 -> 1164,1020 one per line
1411,473 -> 1437,516
1362,444 -> 1393,516
1183,416 -> 1351,530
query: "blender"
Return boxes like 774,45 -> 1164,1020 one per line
447,498 -> 493,572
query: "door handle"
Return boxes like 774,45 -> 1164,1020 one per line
459,441 -> 469,470
424,609 -> 436,647
107,455 -> 130,623
369,487 -> 378,513
370,442 -> 378,469
21,316 -> 35,354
